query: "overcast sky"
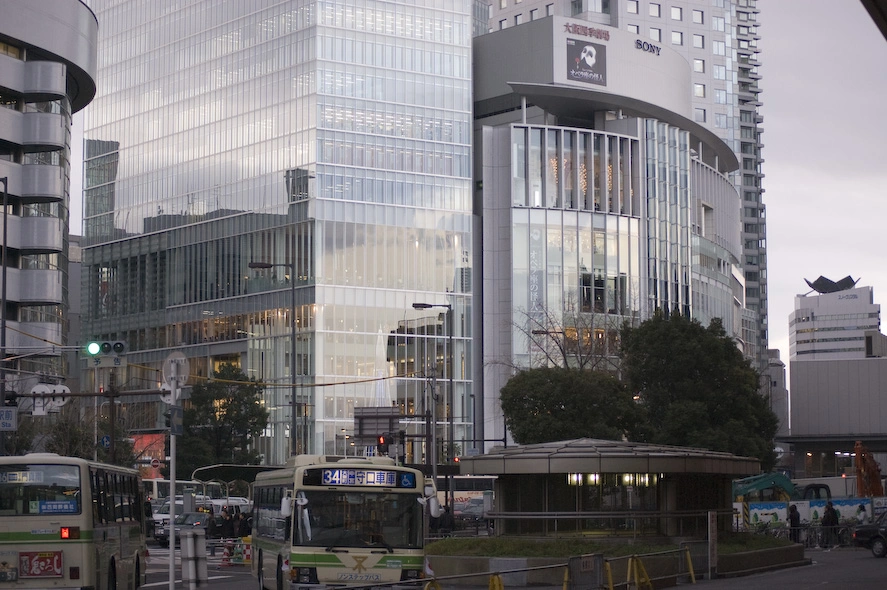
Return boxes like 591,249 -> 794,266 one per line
759,0 -> 887,362
69,1 -> 887,364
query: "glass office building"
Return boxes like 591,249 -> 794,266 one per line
82,1 -> 474,464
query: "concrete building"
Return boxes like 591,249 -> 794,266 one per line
486,0 -> 767,373
0,1 -> 97,406
783,278 -> 887,477
80,0 -> 479,464
472,7 -> 757,446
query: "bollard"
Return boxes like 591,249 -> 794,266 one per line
194,528 -> 208,585
181,529 -> 209,588
182,531 -> 196,588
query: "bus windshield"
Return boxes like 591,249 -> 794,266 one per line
297,490 -> 423,550
0,464 -> 81,516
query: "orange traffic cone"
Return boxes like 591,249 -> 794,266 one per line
220,542 -> 231,567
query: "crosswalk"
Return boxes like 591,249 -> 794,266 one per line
146,545 -> 251,573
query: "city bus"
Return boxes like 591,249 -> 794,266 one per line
251,455 -> 438,590
0,453 -> 148,589
142,477 -> 224,502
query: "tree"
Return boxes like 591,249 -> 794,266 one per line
500,366 -> 642,444
620,311 -> 778,470
45,402 -> 97,459
513,301 -> 629,373
178,363 -> 268,478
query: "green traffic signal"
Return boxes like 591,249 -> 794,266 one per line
86,341 -> 127,356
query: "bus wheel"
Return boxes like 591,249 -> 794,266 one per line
276,557 -> 284,590
108,561 -> 117,590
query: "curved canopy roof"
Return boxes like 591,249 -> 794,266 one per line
458,438 -> 759,477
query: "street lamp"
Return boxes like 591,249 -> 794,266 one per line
413,301 -> 455,510
249,260 -> 302,456
1,177 -> 8,431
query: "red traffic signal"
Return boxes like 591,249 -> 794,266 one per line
376,433 -> 390,455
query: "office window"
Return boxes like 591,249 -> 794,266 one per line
500,0 -> 507,7
515,13 -> 523,25
671,6 -> 682,20
671,31 -> 683,45
694,83 -> 705,98
692,9 -> 704,24
627,24 -> 639,34
571,0 -> 583,15
713,40 -> 725,55
715,89 -> 727,104
715,113 -> 727,128
694,108 -> 706,123
530,8 -> 538,20
649,3 -> 660,17
693,58 -> 705,73
649,27 -> 661,41
712,16 -> 725,31
547,3 -> 554,15
713,64 -> 726,80
499,19 -> 508,29
627,0 -> 638,14
693,34 -> 704,48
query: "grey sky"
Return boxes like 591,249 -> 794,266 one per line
759,0 -> 887,361
70,1 -> 887,364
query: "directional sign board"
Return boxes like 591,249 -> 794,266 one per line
0,408 -> 16,431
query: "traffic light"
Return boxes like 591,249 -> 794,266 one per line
85,341 -> 126,356
377,433 -> 390,455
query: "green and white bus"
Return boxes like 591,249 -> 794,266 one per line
252,455 -> 438,590
0,453 -> 148,589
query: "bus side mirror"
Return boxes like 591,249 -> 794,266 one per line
281,495 -> 292,517
428,497 -> 441,518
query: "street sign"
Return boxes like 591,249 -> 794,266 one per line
151,458 -> 161,469
100,435 -> 111,449
87,355 -> 127,369
0,408 -> 16,431
163,352 -> 190,386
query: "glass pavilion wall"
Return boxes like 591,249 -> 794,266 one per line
82,0 -> 473,465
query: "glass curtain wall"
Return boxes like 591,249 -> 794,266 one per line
82,0 -> 473,465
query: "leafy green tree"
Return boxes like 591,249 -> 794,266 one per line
620,311 -> 778,470
178,363 -> 268,478
500,366 -> 642,444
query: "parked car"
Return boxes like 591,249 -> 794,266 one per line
852,509 -> 887,557
154,511 -> 217,547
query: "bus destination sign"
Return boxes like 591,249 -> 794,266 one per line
319,468 -> 416,489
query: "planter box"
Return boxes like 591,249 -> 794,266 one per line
427,556 -> 567,586
717,544 -> 808,577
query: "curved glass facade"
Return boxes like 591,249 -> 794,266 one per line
83,0 -> 473,464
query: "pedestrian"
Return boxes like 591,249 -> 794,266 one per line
237,512 -> 251,538
857,504 -> 869,525
206,508 -> 219,555
438,505 -> 455,535
220,509 -> 235,539
822,501 -> 839,549
788,504 -> 801,543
